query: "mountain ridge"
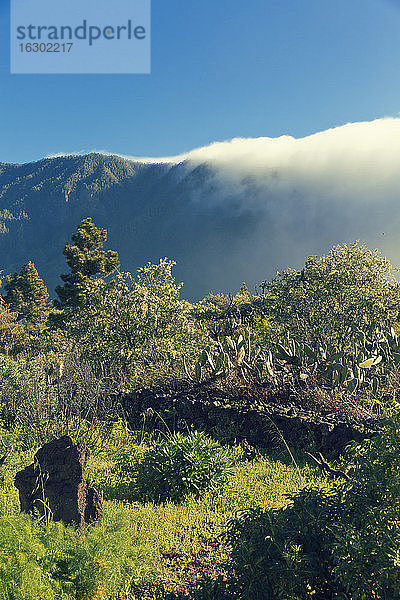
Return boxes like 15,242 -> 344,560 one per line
0,153 -> 236,299
2,121 -> 400,300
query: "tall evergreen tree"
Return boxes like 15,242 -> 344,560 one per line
4,261 -> 49,323
55,217 -> 120,309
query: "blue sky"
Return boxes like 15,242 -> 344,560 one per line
1,0 -> 400,163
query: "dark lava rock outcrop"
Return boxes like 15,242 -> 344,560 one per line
15,435 -> 102,527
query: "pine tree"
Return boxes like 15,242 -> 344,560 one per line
4,261 -> 49,323
55,217 -> 120,310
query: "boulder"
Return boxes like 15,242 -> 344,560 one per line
14,435 -> 102,527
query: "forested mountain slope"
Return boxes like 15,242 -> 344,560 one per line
0,149 -> 396,299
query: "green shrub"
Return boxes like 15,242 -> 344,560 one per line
0,507 -> 158,600
225,416 -> 400,600
134,431 -> 233,503
89,443 -> 148,502
66,260 -> 210,390
262,241 -> 400,348
0,514 -> 61,600
225,490 -> 338,600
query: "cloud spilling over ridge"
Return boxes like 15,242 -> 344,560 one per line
46,118 -> 400,294
53,117 -> 400,206
129,117 -> 400,206
115,118 -> 400,290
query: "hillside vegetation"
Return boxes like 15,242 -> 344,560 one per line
3,151 -> 393,301
0,219 -> 399,598
0,154 -> 218,298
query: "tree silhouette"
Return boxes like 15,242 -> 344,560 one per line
55,217 -> 120,310
4,261 -> 48,323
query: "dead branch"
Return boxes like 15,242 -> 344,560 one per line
306,451 -> 354,481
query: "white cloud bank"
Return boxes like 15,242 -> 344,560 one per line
122,118 -> 400,278
128,117 -> 400,206
56,117 -> 400,206
45,118 -> 400,292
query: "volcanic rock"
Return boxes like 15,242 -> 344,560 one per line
14,435 -> 102,527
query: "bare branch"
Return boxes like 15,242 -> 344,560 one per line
306,451 -> 353,481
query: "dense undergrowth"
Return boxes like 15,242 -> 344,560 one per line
1,417 -> 400,599
0,221 -> 400,597
0,421 -> 331,599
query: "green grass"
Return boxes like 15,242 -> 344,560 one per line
0,422 -> 332,599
